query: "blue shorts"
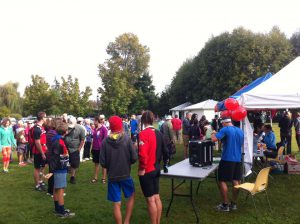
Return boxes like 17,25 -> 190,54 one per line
108,177 -> 135,202
54,171 -> 67,189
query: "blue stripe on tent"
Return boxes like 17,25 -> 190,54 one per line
217,72 -> 272,111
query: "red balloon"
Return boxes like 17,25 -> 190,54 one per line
224,98 -> 239,110
231,106 -> 247,121
220,110 -> 232,118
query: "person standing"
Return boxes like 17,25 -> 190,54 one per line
32,112 -> 48,191
161,115 -> 175,161
129,115 -> 138,144
64,116 -> 86,184
182,112 -> 192,159
0,118 -> 16,172
91,115 -> 108,184
294,112 -> 300,152
138,111 -> 169,224
171,114 -> 182,143
278,111 -> 293,154
83,118 -> 93,161
100,116 -> 137,224
211,117 -> 244,212
48,122 -> 75,217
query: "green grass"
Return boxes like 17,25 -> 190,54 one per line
1,124 -> 300,224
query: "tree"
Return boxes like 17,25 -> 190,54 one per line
0,82 -> 23,114
290,30 -> 300,56
165,27 -> 294,110
23,75 -> 52,116
99,33 -> 151,115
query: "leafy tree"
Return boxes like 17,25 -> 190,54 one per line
0,82 -> 23,114
56,75 -> 92,116
0,106 -> 11,118
165,26 -> 294,111
99,33 -> 150,115
290,30 -> 300,56
23,75 -> 52,116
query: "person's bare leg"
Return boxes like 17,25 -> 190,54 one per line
154,194 -> 162,224
94,163 -> 99,180
70,167 -> 76,177
102,168 -> 107,180
146,196 -> 158,224
124,193 -> 135,224
34,168 -> 41,185
219,181 -> 229,204
113,202 -> 122,224
232,180 -> 241,203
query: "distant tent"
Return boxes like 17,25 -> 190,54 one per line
184,99 -> 218,121
169,102 -> 192,118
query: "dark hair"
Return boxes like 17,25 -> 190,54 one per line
56,122 -> 68,135
193,118 -> 199,125
1,118 -> 11,126
264,124 -> 272,131
141,110 -> 154,126
175,114 -> 178,118
37,112 -> 46,121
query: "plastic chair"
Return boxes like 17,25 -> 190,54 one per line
234,167 -> 271,216
267,146 -> 285,164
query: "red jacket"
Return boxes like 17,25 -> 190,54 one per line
138,127 -> 157,173
171,118 -> 182,131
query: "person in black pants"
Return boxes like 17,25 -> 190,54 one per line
278,111 -> 293,154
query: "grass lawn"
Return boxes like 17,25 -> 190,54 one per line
1,124 -> 300,224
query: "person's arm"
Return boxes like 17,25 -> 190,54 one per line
78,126 -> 86,151
128,138 -> 138,164
138,132 -> 148,176
212,128 -> 225,142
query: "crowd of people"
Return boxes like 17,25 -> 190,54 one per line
1,109 -> 299,221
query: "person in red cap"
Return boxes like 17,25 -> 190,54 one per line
100,116 -> 137,224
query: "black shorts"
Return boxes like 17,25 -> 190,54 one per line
218,160 -> 242,182
296,134 -> 300,147
34,154 -> 47,169
131,133 -> 137,143
139,169 -> 160,197
69,151 -> 80,169
91,149 -> 100,164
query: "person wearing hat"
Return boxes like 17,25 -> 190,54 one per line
100,116 -> 137,224
160,115 -> 175,162
64,116 -> 86,184
211,117 -> 244,212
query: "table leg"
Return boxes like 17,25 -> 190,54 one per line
166,178 -> 174,217
190,180 -> 200,223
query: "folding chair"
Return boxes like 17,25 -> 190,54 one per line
234,167 -> 271,217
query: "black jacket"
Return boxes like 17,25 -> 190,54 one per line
100,134 -> 137,182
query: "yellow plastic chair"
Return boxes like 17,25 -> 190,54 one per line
234,167 -> 271,216
267,146 -> 285,163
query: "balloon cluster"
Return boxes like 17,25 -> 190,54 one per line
220,98 -> 247,121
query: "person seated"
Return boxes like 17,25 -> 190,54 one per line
262,125 -> 277,159
253,123 -> 265,154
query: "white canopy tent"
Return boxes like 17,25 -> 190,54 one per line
184,99 -> 218,121
240,57 -> 300,109
239,57 -> 300,176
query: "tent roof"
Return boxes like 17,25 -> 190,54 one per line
184,99 -> 218,110
240,57 -> 300,109
169,102 -> 192,111
231,72 -> 272,99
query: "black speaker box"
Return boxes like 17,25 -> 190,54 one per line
189,140 -> 214,167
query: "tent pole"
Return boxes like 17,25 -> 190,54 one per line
241,119 -> 245,183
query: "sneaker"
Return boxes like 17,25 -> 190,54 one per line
57,210 -> 75,218
39,182 -> 47,191
229,202 -> 237,211
3,169 -> 9,173
19,162 -> 27,167
70,176 -> 76,184
216,203 -> 230,212
35,185 -> 43,191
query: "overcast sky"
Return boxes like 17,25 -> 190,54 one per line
0,0 -> 299,100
